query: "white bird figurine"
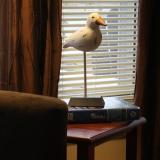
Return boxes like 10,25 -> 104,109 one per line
63,12 -> 107,52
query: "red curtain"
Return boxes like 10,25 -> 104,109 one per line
0,0 -> 62,97
135,0 -> 160,159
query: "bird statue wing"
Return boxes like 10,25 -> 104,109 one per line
63,27 -> 96,51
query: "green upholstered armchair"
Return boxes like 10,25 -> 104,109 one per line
0,90 -> 68,160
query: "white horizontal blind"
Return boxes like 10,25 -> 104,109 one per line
58,0 -> 139,100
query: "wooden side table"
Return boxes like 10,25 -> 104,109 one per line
67,117 -> 146,160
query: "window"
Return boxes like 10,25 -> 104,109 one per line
59,0 -> 138,100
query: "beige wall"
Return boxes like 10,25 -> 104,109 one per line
67,138 -> 126,160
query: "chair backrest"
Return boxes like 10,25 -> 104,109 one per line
0,90 -> 68,160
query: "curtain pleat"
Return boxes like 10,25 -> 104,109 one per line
0,0 -> 10,89
43,0 -> 62,96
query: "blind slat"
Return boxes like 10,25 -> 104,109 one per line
61,62 -> 135,70
60,68 -> 135,75
62,11 -> 137,15
63,29 -> 138,33
62,17 -> 137,21
62,51 -> 136,57
59,91 -> 134,99
58,84 -> 135,93
61,57 -> 136,63
63,6 -> 138,9
63,34 -> 137,39
59,79 -> 135,87
62,23 -> 137,27
62,45 -> 137,50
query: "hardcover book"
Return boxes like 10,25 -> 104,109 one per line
68,97 -> 141,123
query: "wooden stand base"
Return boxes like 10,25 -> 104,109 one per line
68,97 -> 105,108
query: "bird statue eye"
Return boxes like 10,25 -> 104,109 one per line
92,16 -> 95,19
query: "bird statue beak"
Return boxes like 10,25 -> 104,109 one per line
96,17 -> 107,26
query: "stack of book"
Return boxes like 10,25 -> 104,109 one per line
67,97 -> 141,123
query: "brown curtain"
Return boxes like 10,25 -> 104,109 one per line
0,0 -> 62,97
134,0 -> 160,160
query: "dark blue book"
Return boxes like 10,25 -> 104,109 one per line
68,97 -> 141,123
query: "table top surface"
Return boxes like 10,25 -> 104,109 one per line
67,117 -> 146,144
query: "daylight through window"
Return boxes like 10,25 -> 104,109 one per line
58,0 -> 139,100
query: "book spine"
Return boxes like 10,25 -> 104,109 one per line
68,108 -> 140,123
